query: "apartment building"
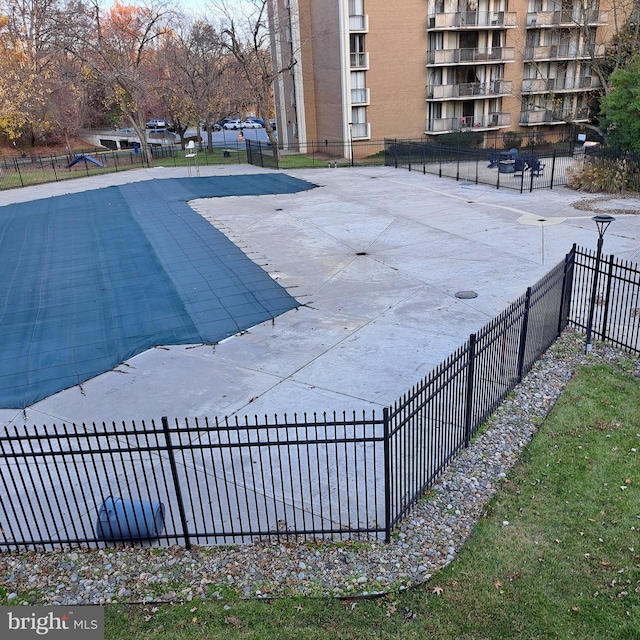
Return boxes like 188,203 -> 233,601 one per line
267,0 -> 621,152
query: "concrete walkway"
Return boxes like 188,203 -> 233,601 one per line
1,164 -> 638,429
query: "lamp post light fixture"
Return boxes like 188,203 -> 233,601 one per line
585,214 -> 615,354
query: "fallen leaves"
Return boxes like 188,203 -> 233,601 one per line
224,615 -> 243,629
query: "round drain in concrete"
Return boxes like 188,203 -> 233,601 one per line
356,252 -> 368,256
455,290 -> 478,299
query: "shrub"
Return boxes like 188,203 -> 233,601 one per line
436,131 -> 484,148
502,131 -> 524,150
567,156 -> 640,193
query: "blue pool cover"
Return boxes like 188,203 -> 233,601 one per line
0,174 -> 316,408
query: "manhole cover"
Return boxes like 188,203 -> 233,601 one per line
455,291 -> 478,299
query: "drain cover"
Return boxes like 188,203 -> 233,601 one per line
455,290 -> 478,299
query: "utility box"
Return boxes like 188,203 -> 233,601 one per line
95,496 -> 165,541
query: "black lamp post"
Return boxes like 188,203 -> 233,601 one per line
348,122 -> 354,167
585,214 -> 615,353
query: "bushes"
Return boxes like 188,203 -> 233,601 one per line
436,131 -> 484,148
568,155 -> 640,193
501,130 -> 524,150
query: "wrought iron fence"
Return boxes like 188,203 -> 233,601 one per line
1,246 -> 639,550
0,144 -> 248,191
384,139 -> 581,192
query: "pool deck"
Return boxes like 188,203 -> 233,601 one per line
1,163 -> 638,429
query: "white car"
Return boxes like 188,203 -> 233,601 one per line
223,119 -> 243,130
146,119 -> 168,129
241,120 -> 262,129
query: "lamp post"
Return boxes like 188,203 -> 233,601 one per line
585,214 -> 615,354
348,122 -> 354,167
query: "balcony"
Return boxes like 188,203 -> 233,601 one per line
351,87 -> 370,105
350,51 -> 369,69
349,14 -> 369,32
427,47 -> 515,65
427,10 -> 517,29
521,75 -> 602,93
523,43 -> 605,61
427,80 -> 512,100
426,112 -> 511,133
350,122 -> 371,139
519,107 -> 590,125
526,9 -> 608,27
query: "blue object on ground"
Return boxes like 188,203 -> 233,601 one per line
95,496 -> 165,540
0,174 -> 316,408
66,154 -> 106,168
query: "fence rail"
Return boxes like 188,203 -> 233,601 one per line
1,246 -> 638,550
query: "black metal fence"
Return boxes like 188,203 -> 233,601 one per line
1,246 -> 639,550
384,139 -> 581,192
0,144 -> 248,191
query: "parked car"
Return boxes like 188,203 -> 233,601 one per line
146,119 -> 168,129
246,117 -> 264,127
240,120 -> 262,129
223,119 -> 243,130
207,118 -> 231,131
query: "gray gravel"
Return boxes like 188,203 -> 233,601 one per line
1,328 -> 637,605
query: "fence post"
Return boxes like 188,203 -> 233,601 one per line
600,254 -> 615,341
558,248 -> 575,334
161,416 -> 191,549
463,333 -> 477,448
529,157 -> 535,192
14,158 -> 24,187
517,287 -> 532,382
383,407 -> 392,543
550,149 -> 557,189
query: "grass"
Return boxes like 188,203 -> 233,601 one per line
102,361 -> 640,639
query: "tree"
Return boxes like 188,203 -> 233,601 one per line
215,0 -> 289,159
0,0 -> 69,147
598,54 -> 640,150
156,16 -> 229,150
64,0 -> 177,163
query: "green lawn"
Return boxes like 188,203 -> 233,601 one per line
103,361 -> 640,639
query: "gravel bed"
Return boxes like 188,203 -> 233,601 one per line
1,328 -> 637,605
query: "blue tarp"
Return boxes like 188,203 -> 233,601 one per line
0,174 -> 316,408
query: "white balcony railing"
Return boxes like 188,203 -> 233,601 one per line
526,9 -> 608,27
350,51 -> 369,68
427,47 -> 515,65
522,76 -> 601,93
426,112 -> 511,133
519,107 -> 590,125
523,43 -> 605,61
351,87 -> 370,105
349,14 -> 369,31
427,80 -> 512,100
427,10 -> 517,29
